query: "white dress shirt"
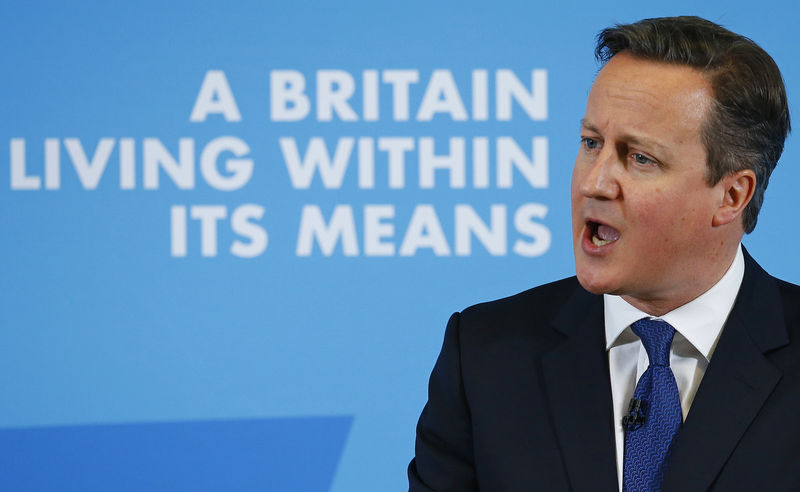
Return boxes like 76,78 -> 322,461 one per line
604,245 -> 745,491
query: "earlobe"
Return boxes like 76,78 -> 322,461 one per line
712,170 -> 756,227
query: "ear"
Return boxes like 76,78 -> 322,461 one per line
712,169 -> 756,227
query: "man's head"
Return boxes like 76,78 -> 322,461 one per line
595,16 -> 790,234
571,16 -> 790,315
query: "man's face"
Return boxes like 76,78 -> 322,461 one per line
571,52 -> 732,312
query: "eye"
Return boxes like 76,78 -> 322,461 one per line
631,153 -> 655,166
581,137 -> 600,150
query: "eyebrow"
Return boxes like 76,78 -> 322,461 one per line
579,118 -> 669,156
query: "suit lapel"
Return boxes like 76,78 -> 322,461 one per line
542,286 -> 619,491
662,252 -> 788,491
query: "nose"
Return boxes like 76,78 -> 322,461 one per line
577,150 -> 620,200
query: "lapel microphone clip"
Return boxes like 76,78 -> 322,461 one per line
622,398 -> 647,431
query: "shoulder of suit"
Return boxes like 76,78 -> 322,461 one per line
775,276 -> 800,293
775,277 -> 800,321
745,251 -> 800,323
458,276 -> 592,329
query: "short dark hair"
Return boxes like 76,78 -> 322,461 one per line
595,16 -> 791,233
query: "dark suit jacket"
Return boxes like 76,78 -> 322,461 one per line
409,252 -> 800,491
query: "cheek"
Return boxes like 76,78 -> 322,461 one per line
628,194 -> 707,254
569,169 -> 579,201
662,185 -> 716,230
570,167 -> 583,232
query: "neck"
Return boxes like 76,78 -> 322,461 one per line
621,242 -> 741,317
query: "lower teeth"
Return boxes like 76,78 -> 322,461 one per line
592,235 -> 612,246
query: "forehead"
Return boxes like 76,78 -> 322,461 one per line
585,52 -> 713,140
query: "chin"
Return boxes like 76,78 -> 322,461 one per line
577,276 -> 610,295
575,267 -> 618,295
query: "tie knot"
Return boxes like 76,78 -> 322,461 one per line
631,318 -> 675,366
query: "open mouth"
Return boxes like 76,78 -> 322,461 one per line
587,220 -> 621,247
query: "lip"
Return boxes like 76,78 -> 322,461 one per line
580,218 -> 619,256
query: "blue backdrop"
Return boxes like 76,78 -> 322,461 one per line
2,1 -> 798,491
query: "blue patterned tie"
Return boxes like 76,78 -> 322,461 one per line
622,318 -> 682,492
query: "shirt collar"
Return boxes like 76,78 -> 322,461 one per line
604,244 -> 745,361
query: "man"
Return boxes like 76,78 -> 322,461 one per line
409,16 -> 797,491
